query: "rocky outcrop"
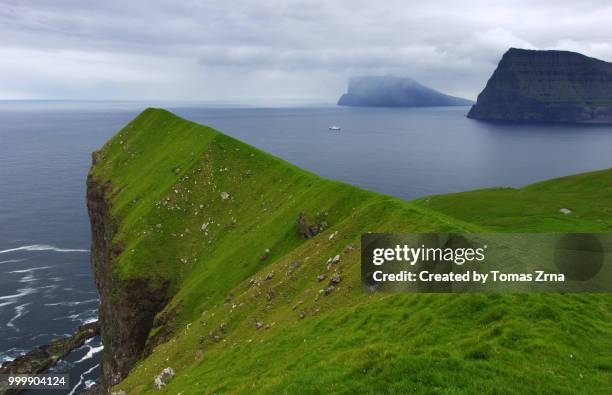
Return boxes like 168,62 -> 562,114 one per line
337,76 -> 472,107
297,212 -> 327,239
87,152 -> 170,392
0,322 -> 99,395
153,367 -> 175,390
468,48 -> 612,123
0,322 -> 99,374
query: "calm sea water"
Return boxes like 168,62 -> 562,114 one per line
1,101 -> 611,393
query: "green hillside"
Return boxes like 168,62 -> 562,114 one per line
89,109 -> 612,394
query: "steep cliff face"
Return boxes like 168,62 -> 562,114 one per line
87,152 -> 170,391
468,48 -> 612,123
337,76 -> 472,107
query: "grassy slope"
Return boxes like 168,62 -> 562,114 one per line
91,109 -> 612,394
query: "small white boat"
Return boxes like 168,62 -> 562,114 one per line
328,125 -> 341,131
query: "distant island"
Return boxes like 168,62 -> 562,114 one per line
337,76 -> 473,107
468,48 -> 612,123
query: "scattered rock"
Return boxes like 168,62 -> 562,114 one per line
286,260 -> 301,276
208,330 -> 220,342
260,249 -> 270,261
220,192 -> 230,200
317,274 -> 327,282
195,349 -> 204,361
329,231 -> 338,240
153,367 -> 175,390
299,310 -> 306,319
560,208 -> 572,214
324,285 -> 335,295
255,321 -> 264,330
265,272 -> 274,280
326,255 -> 341,266
266,288 -> 274,301
330,272 -> 341,284
344,244 -> 355,253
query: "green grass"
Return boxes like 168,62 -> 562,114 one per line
413,170 -> 612,232
90,109 -> 612,394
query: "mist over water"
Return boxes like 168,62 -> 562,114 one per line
1,102 -> 611,393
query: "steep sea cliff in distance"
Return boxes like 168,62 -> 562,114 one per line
468,48 -> 612,123
337,76 -> 473,107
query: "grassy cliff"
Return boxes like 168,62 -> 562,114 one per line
88,109 -> 612,394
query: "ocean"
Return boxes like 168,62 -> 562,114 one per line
1,101 -> 611,393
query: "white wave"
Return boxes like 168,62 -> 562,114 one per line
18,274 -> 38,283
68,363 -> 99,395
0,348 -> 28,364
0,258 -> 27,264
44,298 -> 99,307
75,343 -> 104,363
82,316 -> 98,325
6,303 -> 30,331
48,358 -> 74,373
8,266 -> 50,274
54,308 -> 98,324
0,301 -> 16,308
0,287 -> 36,301
35,284 -> 58,296
0,244 -> 88,254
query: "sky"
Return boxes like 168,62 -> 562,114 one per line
1,0 -> 612,103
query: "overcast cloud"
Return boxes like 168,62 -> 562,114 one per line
1,0 -> 612,102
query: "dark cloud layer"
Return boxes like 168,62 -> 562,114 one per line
1,0 -> 611,101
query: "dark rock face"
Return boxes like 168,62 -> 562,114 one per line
468,48 -> 612,123
87,152 -> 170,391
337,76 -> 472,107
297,212 -> 327,238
